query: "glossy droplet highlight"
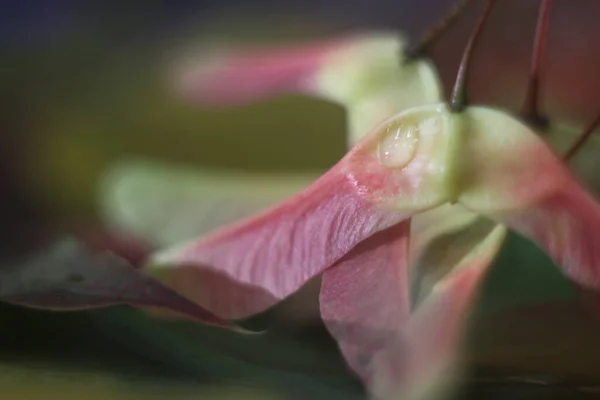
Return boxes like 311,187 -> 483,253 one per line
378,120 -> 420,169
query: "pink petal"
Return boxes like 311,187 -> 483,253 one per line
174,38 -> 344,105
148,168 -> 405,320
320,222 -> 506,400
495,175 -> 600,290
448,106 -> 600,306
147,104 -> 458,320
319,222 -> 411,382
1,238 -> 242,331
373,262 -> 490,400
172,33 -> 423,109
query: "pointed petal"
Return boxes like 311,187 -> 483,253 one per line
0,238 -> 242,331
171,37 -> 344,105
455,107 -> 600,291
99,158 -> 316,246
494,178 -> 600,290
147,104 -> 458,319
383,226 -> 507,400
319,222 -> 411,383
171,33 -> 442,113
321,224 -> 506,400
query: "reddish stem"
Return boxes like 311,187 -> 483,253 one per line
449,0 -> 497,112
404,0 -> 474,60
522,0 -> 553,127
564,111 -> 600,161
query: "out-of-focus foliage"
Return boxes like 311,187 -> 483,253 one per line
0,363 -> 282,400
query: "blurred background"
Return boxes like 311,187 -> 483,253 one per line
1,0 -> 600,399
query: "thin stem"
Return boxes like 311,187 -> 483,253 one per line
563,111 -> 600,161
404,0 -> 474,61
449,0 -> 497,112
521,0 -> 553,127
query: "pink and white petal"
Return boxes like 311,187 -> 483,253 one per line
494,176 -> 600,290
147,168 -> 407,320
170,36 -> 347,106
170,33 -> 438,110
146,104 -> 458,320
312,34 -> 440,105
454,107 -> 600,290
371,226 -> 507,400
319,222 -> 411,382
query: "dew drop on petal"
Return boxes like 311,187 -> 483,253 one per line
377,117 -> 427,169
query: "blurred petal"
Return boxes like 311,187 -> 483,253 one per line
543,123 -> 600,196
320,216 -> 506,400
371,226 -> 507,400
172,36 -> 344,105
319,222 -> 411,382
312,35 -> 440,105
172,33 -> 441,116
0,238 -> 241,331
455,107 -> 600,291
147,104 -> 458,319
494,177 -> 600,290
99,158 -> 316,246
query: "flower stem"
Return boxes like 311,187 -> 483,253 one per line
563,111 -> 600,161
445,0 -> 497,201
449,0 -> 497,112
521,0 -> 553,129
404,0 -> 474,61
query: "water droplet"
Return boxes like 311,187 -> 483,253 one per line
377,120 -> 420,169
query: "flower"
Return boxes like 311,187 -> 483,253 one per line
140,94 -> 600,399
98,30 -> 600,399
6,4 -> 600,398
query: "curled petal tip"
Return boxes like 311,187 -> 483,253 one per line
0,238 -> 241,331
